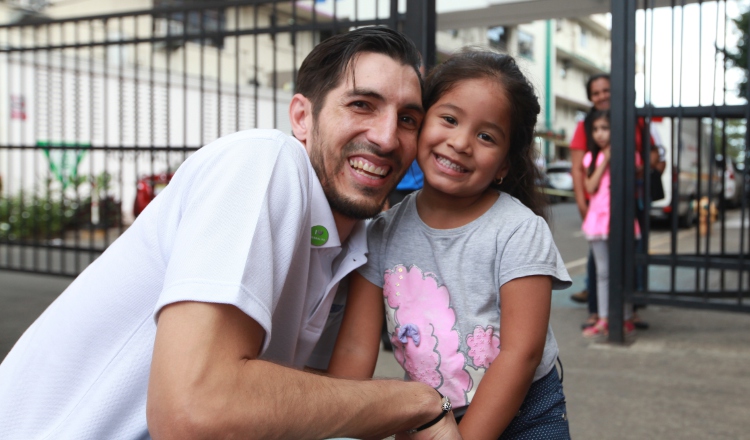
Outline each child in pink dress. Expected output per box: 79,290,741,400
581,109,640,338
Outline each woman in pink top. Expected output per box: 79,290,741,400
581,109,640,338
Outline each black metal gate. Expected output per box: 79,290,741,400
0,0,435,276
610,0,750,341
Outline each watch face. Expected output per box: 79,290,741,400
442,396,452,412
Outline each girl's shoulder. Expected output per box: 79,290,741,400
488,192,543,229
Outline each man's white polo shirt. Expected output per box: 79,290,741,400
0,129,367,439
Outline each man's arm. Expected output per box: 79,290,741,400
570,148,588,220
147,301,460,440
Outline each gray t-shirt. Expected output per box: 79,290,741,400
359,191,571,410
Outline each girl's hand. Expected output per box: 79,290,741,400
603,146,611,162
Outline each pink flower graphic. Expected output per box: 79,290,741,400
466,326,500,369
383,264,472,406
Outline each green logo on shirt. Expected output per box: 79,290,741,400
311,225,329,246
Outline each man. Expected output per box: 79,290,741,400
0,28,460,440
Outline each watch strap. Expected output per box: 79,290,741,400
407,391,452,434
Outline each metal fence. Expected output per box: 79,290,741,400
0,0,434,276
610,0,750,341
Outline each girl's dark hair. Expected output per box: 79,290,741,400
296,26,422,118
584,109,611,177
423,48,547,219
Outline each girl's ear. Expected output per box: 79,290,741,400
495,157,511,181
289,94,313,143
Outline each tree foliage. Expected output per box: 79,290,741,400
725,8,750,98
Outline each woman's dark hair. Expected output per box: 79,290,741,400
295,26,422,117
423,48,547,219
585,109,611,177
585,73,610,101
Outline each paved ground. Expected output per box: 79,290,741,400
3,239,750,439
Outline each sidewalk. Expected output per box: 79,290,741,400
2,270,750,439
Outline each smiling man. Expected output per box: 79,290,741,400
0,27,461,440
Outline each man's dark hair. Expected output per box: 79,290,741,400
295,26,423,117
585,73,611,101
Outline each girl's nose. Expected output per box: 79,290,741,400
449,130,472,154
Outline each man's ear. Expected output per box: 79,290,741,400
289,93,313,143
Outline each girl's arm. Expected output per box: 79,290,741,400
327,272,385,379
457,275,552,440
584,148,610,195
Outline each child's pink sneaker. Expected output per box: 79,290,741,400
624,320,636,336
582,318,608,338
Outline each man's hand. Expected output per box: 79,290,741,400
395,412,462,440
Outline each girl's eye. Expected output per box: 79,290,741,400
478,133,495,143
442,116,457,125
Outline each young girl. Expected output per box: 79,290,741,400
581,109,638,338
328,49,572,439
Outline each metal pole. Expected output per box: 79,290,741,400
404,0,436,72
609,0,637,343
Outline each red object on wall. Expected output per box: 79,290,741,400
133,172,173,217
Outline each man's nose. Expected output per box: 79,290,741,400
367,110,399,153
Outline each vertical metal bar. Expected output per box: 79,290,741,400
609,0,637,343
72,20,81,274
118,17,125,238
200,9,206,144
217,7,222,139
235,5,240,132
149,13,156,234
253,3,258,128
166,12,172,173
720,118,727,291
272,1,278,129
3,28,9,267
89,20,96,260
404,0,436,72
390,0,398,31
292,0,297,94
32,25,39,271
134,16,140,233
19,26,28,270
739,5,750,304
182,11,188,160
46,24,52,273
59,22,66,274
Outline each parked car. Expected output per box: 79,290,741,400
715,154,744,208
650,119,722,227
133,172,174,218
544,161,574,202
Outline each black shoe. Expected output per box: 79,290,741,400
633,320,650,330
570,290,588,304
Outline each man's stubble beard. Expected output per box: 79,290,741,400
309,123,405,220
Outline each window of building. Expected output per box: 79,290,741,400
154,0,226,49
518,30,534,60
487,26,508,52
580,27,588,48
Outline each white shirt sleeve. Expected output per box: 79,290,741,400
155,132,311,346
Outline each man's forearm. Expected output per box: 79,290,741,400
148,302,452,440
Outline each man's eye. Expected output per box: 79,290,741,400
400,115,418,127
350,101,368,109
